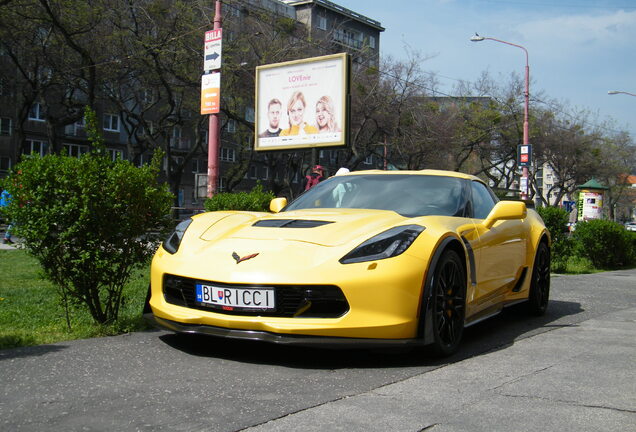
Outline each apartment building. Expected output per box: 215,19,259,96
0,0,384,209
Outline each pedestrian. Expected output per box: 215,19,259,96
1,189,14,244
304,165,325,191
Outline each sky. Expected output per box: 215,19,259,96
333,0,636,138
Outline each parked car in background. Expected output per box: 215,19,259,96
625,222,636,232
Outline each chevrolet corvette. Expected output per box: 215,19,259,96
145,169,550,356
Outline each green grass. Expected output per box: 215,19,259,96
0,249,151,350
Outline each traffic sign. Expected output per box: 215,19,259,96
204,29,222,71
517,144,532,167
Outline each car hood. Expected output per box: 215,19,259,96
196,209,412,247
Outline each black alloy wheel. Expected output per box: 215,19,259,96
430,249,466,356
528,241,550,316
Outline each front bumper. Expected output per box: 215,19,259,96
144,313,424,348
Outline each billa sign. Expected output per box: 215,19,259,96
201,73,220,115
204,29,222,72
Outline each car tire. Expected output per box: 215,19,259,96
527,241,550,316
428,249,466,357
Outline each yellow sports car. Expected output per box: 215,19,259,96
145,170,550,356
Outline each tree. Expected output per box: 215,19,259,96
4,107,173,325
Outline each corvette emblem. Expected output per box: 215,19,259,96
232,252,259,264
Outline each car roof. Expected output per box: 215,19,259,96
338,169,483,182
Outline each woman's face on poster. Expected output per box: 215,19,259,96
289,99,305,126
316,102,331,128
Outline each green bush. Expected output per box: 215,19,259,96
204,183,275,212
3,107,173,325
571,219,636,269
536,206,574,268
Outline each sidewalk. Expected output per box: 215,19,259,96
244,307,636,432
0,239,19,250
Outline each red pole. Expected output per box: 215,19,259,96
522,62,529,201
207,1,222,198
383,136,388,170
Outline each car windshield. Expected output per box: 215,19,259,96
285,174,468,217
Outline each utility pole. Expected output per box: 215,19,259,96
207,1,222,197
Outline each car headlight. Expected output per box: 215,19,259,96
162,218,193,254
340,225,425,264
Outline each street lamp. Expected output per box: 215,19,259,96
471,33,530,200
608,90,636,97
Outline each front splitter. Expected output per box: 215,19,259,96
144,313,424,349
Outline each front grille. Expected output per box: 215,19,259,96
163,274,349,318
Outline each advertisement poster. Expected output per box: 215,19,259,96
201,73,220,115
255,53,349,151
577,190,604,221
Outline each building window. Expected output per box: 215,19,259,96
138,153,149,167
140,121,154,137
220,147,236,162
219,177,227,192
25,139,47,156
262,166,269,180
249,165,258,179
333,28,362,49
369,35,376,49
108,148,123,161
141,89,154,105
226,119,237,133
103,113,120,132
165,156,184,171
64,143,89,158
170,126,183,148
192,158,207,173
0,117,11,136
0,156,11,172
29,103,45,121
317,15,327,30
363,155,373,165
245,107,255,123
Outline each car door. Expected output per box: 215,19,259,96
470,181,527,311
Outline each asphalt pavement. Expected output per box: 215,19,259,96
1,268,635,431
244,306,636,432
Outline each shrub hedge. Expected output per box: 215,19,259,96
204,183,275,212
536,206,636,272
572,219,635,269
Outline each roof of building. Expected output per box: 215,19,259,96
281,0,385,31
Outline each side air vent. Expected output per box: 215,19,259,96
253,219,334,228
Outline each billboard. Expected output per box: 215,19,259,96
254,53,349,151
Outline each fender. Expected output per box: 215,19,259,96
418,235,470,345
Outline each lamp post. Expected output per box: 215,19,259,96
471,34,530,200
608,90,636,97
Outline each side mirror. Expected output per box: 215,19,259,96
269,197,287,213
483,201,527,229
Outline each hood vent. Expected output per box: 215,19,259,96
253,219,334,228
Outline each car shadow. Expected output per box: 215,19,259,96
158,299,585,369
0,342,68,360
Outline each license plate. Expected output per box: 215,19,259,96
195,284,275,310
